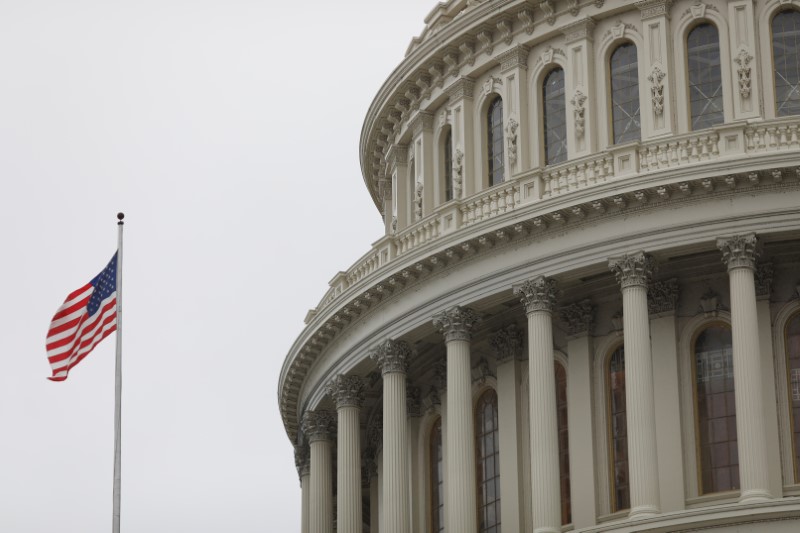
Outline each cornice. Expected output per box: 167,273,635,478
279,163,800,442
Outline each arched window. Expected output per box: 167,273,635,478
773,10,800,116
610,43,641,144
475,389,500,533
543,68,567,165
430,417,444,533
687,23,724,130
693,324,738,494
556,362,571,524
487,97,505,186
607,345,629,512
444,129,454,201
785,313,800,482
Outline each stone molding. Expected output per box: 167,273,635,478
498,44,530,73
489,324,524,363
433,305,481,342
648,278,679,315
609,251,656,289
755,262,774,299
717,233,759,272
561,17,596,44
514,276,558,314
560,299,594,336
409,111,434,135
301,410,336,443
635,0,672,20
326,374,366,409
446,77,475,100
369,339,413,375
407,385,422,417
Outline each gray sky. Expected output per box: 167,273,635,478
0,1,433,530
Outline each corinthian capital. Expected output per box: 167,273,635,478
490,324,524,363
717,233,759,272
326,374,366,409
432,306,480,342
609,252,656,289
369,339,412,375
514,276,558,314
294,444,310,478
301,410,336,443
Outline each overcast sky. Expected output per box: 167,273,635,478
0,1,434,531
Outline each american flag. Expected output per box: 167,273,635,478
46,253,118,381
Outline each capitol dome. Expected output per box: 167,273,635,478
279,1,800,532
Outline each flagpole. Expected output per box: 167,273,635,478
113,212,124,533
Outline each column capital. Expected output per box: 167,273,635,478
295,444,310,479
301,410,336,443
635,0,672,20
433,305,481,342
559,299,594,336
717,233,759,272
326,374,366,409
609,252,656,289
369,339,412,375
489,324,524,363
514,276,558,314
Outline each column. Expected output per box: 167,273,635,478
433,306,480,533
490,324,525,533
560,300,596,528
647,280,685,512
406,386,423,532
302,410,336,533
608,252,661,518
716,234,772,502
327,375,366,533
727,0,761,120
514,277,561,533
295,445,311,533
636,0,676,139
370,339,413,533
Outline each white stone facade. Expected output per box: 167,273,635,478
281,1,800,531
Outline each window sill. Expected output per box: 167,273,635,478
686,490,740,508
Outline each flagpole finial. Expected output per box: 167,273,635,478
117,212,125,225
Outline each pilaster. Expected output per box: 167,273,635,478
636,0,675,139
716,234,772,502
498,45,530,175
410,112,435,219
387,144,409,232
608,252,661,518
727,0,760,120
446,78,476,198
561,18,597,159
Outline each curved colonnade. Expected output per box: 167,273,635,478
279,1,800,532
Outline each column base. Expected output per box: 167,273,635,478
739,489,772,504
628,505,660,520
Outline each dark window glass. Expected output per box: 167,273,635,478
608,346,630,512
487,97,505,186
476,389,501,533
694,325,738,494
444,129,453,202
556,362,571,525
610,43,641,144
543,68,567,165
773,10,800,116
786,313,800,482
687,23,724,130
430,417,444,533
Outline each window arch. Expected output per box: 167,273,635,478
687,23,724,130
443,128,454,202
556,362,571,524
785,312,800,483
487,97,505,186
772,9,800,116
693,324,738,494
607,344,629,512
543,68,567,165
429,416,444,533
610,43,641,144
475,388,500,533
